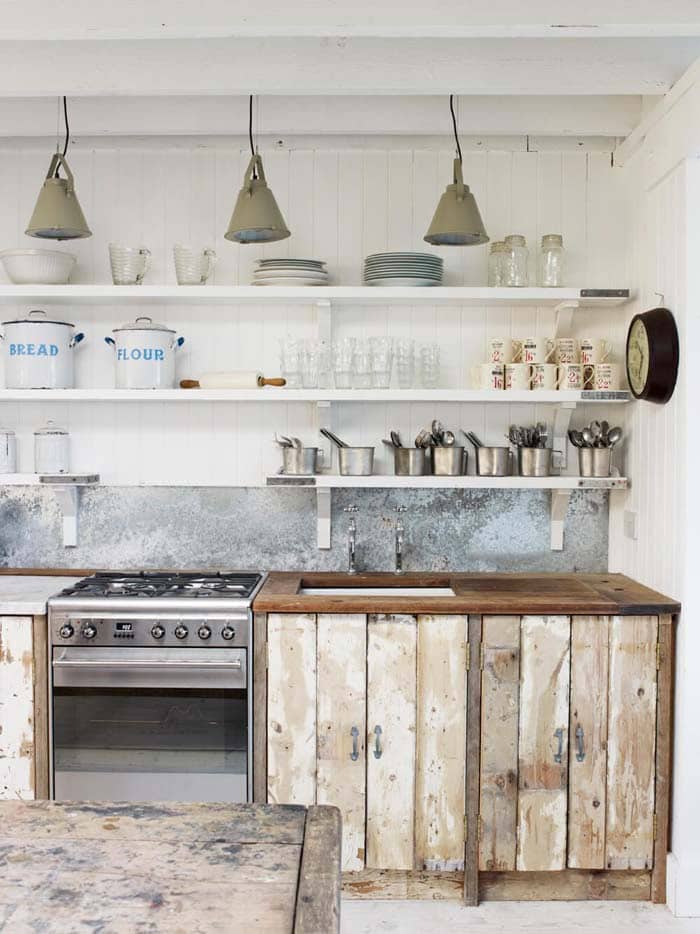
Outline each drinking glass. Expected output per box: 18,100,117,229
280,337,302,388
332,337,355,389
173,244,217,285
301,339,321,389
353,339,373,389
395,338,415,389
369,337,394,389
420,343,440,388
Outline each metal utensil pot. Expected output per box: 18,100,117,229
476,447,511,477
339,447,374,476
394,448,427,476
430,446,467,476
517,447,552,477
282,446,319,475
578,447,612,478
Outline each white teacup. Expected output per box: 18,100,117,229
591,363,620,391
555,337,579,364
580,338,612,366
488,337,523,365
557,362,584,390
109,243,151,286
174,244,217,285
505,362,531,390
522,337,555,364
472,364,504,391
531,362,558,390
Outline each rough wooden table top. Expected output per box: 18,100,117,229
254,572,680,616
0,800,341,933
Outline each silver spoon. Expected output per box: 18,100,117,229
581,427,595,447
442,430,456,446
607,427,622,447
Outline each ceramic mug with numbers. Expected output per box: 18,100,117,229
472,363,504,390
556,362,584,390
531,362,558,390
580,338,612,366
555,337,578,364
488,337,523,365
522,337,555,364
592,363,620,391
504,362,532,391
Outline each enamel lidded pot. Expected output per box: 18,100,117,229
105,316,185,389
0,309,85,389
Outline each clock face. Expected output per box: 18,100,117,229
627,318,650,395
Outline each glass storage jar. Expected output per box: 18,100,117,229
503,234,529,287
487,240,506,286
539,234,565,287
0,427,16,474
34,420,70,474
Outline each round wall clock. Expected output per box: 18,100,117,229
625,306,679,403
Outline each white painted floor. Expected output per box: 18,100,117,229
341,899,700,933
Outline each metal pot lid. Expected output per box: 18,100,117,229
113,315,175,334
34,419,68,436
2,308,74,327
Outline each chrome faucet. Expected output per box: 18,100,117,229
345,505,358,574
395,506,407,574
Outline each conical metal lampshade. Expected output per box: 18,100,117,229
26,153,91,241
424,159,488,247
225,154,290,244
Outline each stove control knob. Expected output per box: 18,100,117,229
221,626,235,641
59,624,74,639
197,625,212,641
151,624,166,640
81,624,97,640
174,624,189,640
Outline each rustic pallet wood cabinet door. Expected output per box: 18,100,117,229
0,616,40,800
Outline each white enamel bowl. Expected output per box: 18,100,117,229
0,249,76,285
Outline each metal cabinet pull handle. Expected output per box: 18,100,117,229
553,727,564,764
373,725,383,759
575,724,585,762
350,726,359,761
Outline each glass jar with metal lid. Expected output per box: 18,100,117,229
0,427,17,474
34,420,70,474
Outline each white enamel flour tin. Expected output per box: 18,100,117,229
0,309,85,389
105,316,185,389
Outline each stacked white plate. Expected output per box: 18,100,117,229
252,258,329,286
363,252,443,287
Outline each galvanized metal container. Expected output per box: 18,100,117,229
517,447,552,477
430,446,467,476
393,447,427,476
339,446,374,476
281,446,319,476
578,447,612,478
475,447,512,477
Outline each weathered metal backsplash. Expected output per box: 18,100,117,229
0,486,608,572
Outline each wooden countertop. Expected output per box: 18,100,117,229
0,801,341,933
254,572,680,616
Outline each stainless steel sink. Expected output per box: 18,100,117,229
299,586,456,597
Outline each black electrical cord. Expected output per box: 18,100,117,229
54,96,70,177
449,94,462,165
249,94,257,179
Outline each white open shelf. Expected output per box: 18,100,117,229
0,388,631,403
0,285,631,307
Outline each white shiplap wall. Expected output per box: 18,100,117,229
0,143,628,484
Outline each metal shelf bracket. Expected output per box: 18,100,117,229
554,300,580,337
317,487,331,549
38,474,99,548
550,489,572,551
552,402,576,470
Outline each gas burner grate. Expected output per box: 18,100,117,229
58,572,262,600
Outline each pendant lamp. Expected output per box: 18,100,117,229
225,96,290,244
26,97,91,241
424,95,488,247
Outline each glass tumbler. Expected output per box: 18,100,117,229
332,337,356,389
369,337,394,389
395,338,416,389
420,343,441,388
280,337,302,388
301,340,322,389
353,339,373,389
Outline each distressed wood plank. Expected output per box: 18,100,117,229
568,615,609,869
415,614,467,870
267,613,317,806
0,616,35,800
464,615,483,906
342,869,463,900
253,611,268,804
366,614,416,870
294,805,342,934
516,615,570,871
479,869,651,902
316,614,366,872
652,614,674,903
31,615,49,800
606,615,658,870
479,615,520,872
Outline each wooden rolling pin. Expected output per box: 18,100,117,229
181,372,286,389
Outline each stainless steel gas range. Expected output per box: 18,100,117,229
48,571,264,803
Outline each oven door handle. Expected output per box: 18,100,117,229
52,650,246,689
53,658,242,670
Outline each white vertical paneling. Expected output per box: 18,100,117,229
0,141,628,486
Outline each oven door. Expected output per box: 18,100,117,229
51,647,249,803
